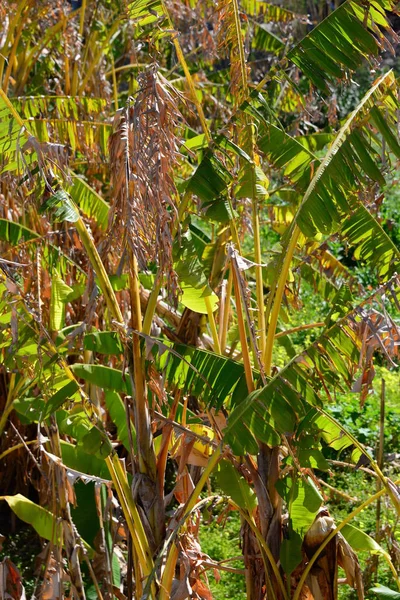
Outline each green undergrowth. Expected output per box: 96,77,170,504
199,510,246,600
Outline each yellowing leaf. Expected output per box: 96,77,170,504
181,283,218,314
171,424,215,466
50,274,73,331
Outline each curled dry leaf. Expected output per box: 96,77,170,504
178,530,214,600
0,558,26,600
171,551,192,600
337,533,364,600
39,554,70,600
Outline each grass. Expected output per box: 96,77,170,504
199,510,247,600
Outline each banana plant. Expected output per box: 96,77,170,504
0,0,399,599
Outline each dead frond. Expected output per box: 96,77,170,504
216,0,250,104
166,0,217,62
108,67,184,293
350,307,400,404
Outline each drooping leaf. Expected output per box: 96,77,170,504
236,164,269,200
187,151,233,221
57,409,93,441
104,390,136,452
180,283,219,314
243,0,301,21
129,0,164,25
84,331,124,355
174,229,219,312
280,531,303,576
13,396,46,424
225,276,400,454
12,95,110,158
1,494,94,557
70,482,100,548
215,460,257,511
40,189,79,223
81,426,113,459
297,448,329,471
341,524,389,556
60,440,111,480
260,72,400,279
43,380,80,418
50,273,74,331
68,177,109,230
276,476,323,536
0,219,39,245
370,586,400,600
0,91,31,172
1,494,61,544
155,341,250,411
71,364,132,395
253,22,285,55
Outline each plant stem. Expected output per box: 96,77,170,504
0,440,36,462
78,20,120,94
234,504,289,600
376,378,385,541
129,253,166,548
0,88,28,127
182,444,223,517
111,56,119,110
105,454,155,587
161,0,210,143
264,224,300,375
231,264,254,393
143,457,223,598
159,544,179,600
74,216,123,323
130,254,142,334
0,373,16,438
220,269,233,353
0,0,30,84
252,194,266,360
142,279,162,336
275,322,325,338
48,417,86,599
2,10,27,93
205,295,221,354
231,0,248,97
17,12,79,94
70,0,87,94
78,0,87,37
